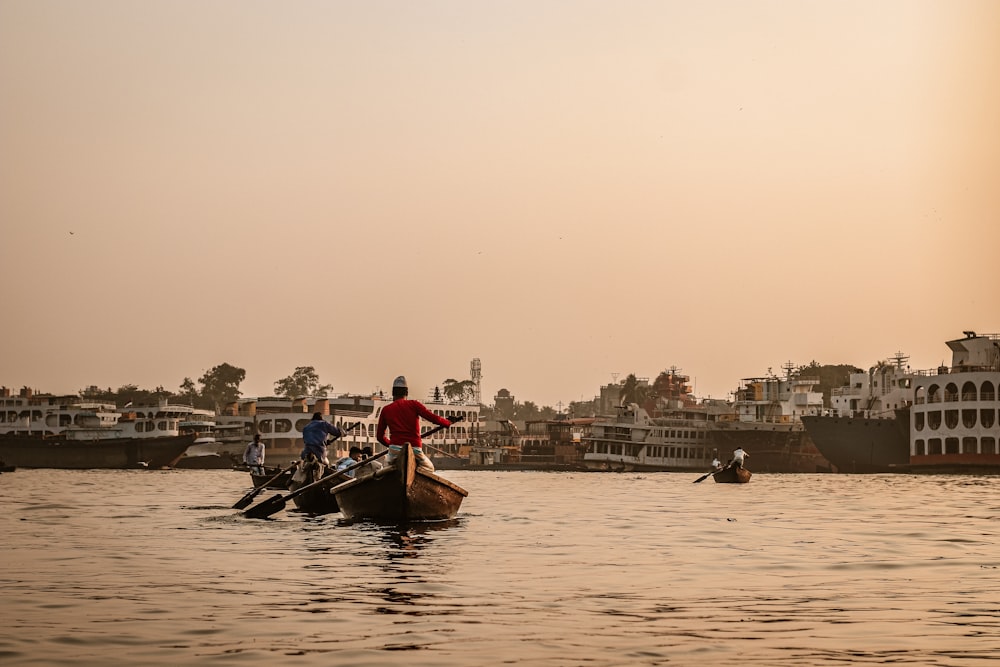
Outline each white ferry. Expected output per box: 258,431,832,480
0,388,212,441
584,370,725,472
0,389,199,469
217,393,481,465
583,402,722,472
910,331,1000,472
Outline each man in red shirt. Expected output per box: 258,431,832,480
377,375,452,471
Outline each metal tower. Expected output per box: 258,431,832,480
470,358,482,405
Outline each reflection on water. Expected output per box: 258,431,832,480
0,469,998,666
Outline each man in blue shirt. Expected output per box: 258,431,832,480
300,412,345,465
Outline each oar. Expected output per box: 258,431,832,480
232,460,299,509
693,465,726,484
243,450,388,519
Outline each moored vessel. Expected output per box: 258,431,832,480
908,332,1000,473
584,369,726,472
800,353,913,473
0,389,202,469
711,364,832,473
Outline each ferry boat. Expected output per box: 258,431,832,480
0,388,198,469
711,364,833,473
800,353,913,473
218,393,481,466
469,417,594,471
584,369,727,472
909,332,1000,473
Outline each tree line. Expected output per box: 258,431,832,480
73,360,859,420
73,363,571,418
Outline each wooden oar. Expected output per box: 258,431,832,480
244,450,388,519
693,466,724,484
232,461,299,509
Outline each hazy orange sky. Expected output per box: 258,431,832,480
1,1,997,408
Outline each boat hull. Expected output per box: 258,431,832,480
710,423,832,473
334,444,468,522
0,433,195,469
713,466,752,484
800,409,910,473
250,466,294,490
287,461,340,515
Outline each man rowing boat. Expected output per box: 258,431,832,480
376,375,452,471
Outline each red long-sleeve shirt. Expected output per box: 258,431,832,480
376,399,451,448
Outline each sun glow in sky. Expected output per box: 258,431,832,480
1,1,997,407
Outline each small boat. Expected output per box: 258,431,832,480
712,465,752,484
285,458,340,515
249,465,294,490
333,443,468,522
0,459,15,473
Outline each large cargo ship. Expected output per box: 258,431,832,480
711,366,832,473
800,353,914,473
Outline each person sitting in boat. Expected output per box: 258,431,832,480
334,446,364,478
376,375,452,471
732,447,749,469
243,434,266,476
300,413,346,466
712,455,723,470
356,445,384,479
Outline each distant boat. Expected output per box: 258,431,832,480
712,465,751,484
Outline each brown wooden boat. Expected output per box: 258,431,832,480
250,465,294,490
712,465,752,484
332,443,468,521
286,458,340,515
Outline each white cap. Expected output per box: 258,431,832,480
393,375,408,389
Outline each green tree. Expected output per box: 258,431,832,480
274,366,332,397
513,400,540,421
199,363,246,411
620,373,648,406
797,361,862,406
178,377,199,404
442,378,476,402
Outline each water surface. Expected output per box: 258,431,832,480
1,469,998,665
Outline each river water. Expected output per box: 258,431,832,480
1,469,998,666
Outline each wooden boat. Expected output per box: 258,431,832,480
285,458,340,515
250,465,294,490
333,443,468,521
713,465,752,484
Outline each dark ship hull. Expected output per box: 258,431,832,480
800,407,910,473
710,423,833,473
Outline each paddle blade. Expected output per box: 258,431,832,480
692,471,714,483
232,493,256,510
243,494,286,519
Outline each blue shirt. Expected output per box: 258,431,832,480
301,419,343,458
